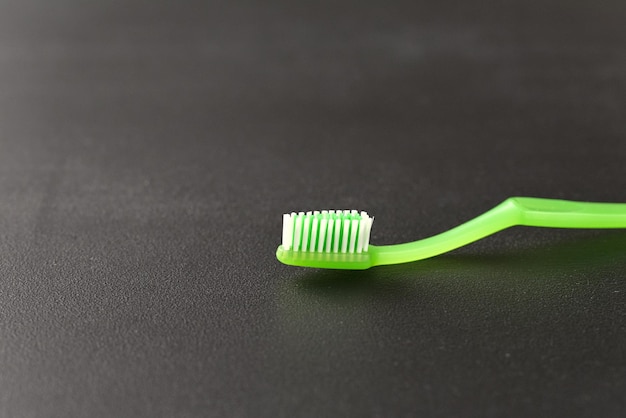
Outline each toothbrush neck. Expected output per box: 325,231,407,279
370,199,519,266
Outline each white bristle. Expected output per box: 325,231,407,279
318,217,328,252
364,216,373,251
356,217,366,253
310,216,319,252
341,219,350,253
325,217,334,252
349,219,359,253
282,213,293,250
302,215,311,251
333,218,341,252
281,210,374,254
293,212,303,251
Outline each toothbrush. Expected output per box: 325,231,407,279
276,197,626,270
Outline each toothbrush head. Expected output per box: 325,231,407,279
276,210,374,269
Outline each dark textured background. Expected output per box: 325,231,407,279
1,1,625,417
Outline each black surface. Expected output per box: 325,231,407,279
1,1,626,417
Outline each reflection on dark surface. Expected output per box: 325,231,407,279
293,230,626,298
274,231,626,379
273,232,626,408
270,231,626,418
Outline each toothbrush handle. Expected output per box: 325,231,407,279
370,197,626,266
512,197,626,228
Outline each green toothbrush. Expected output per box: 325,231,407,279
276,197,626,270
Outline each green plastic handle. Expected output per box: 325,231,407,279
370,197,626,267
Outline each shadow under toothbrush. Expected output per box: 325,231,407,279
291,229,626,298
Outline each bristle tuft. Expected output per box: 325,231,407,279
281,210,374,254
